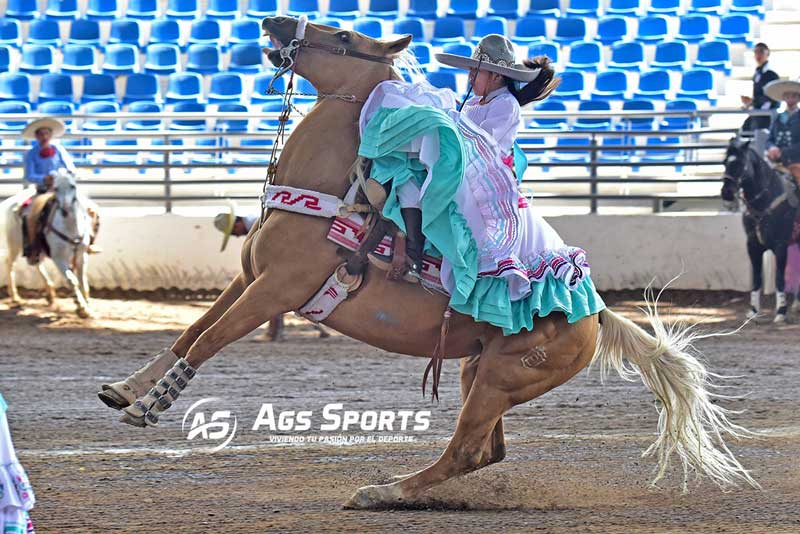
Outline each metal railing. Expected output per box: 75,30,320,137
0,107,771,213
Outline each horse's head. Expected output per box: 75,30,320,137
721,137,754,202
261,16,412,98
52,168,78,215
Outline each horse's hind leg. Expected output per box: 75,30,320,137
6,251,20,305
36,262,56,305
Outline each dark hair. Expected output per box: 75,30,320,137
505,55,561,107
754,42,769,52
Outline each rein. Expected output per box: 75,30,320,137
46,195,86,247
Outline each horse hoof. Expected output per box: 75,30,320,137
343,484,405,510
8,299,22,308
45,293,55,306
118,411,148,428
97,386,132,410
745,310,759,321
77,308,91,319
774,314,786,324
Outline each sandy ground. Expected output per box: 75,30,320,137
0,290,798,533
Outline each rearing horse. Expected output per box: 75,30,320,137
721,138,800,322
99,17,757,507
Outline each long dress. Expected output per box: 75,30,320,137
0,393,35,534
358,80,605,335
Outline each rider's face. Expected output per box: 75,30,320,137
469,68,503,98
35,128,52,146
754,47,768,66
784,92,800,108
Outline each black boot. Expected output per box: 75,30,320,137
401,207,424,277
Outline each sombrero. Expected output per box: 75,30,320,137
213,201,236,252
764,79,800,102
435,34,542,83
22,117,66,140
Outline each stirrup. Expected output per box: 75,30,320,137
364,178,387,211
368,253,420,284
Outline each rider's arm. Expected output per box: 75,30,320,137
766,119,779,150
23,149,45,186
472,96,521,154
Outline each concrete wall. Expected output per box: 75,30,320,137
0,213,755,292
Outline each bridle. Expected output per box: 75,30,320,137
46,180,87,248
724,145,795,218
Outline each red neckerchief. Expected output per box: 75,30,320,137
39,145,56,158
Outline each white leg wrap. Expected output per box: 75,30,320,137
747,290,761,319
775,291,787,311
99,348,179,409
120,358,197,427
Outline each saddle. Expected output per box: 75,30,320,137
22,193,55,264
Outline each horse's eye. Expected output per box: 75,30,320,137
337,32,351,44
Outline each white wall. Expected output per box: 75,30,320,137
0,212,755,292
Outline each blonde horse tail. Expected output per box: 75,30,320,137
592,293,760,490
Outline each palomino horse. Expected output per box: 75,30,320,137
721,138,800,322
3,169,95,318
99,17,757,507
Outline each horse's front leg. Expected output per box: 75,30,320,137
73,247,90,301
774,244,789,323
747,237,765,318
50,250,90,318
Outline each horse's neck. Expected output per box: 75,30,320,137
743,151,778,200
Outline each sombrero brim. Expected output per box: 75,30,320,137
219,201,236,252
22,118,66,140
434,53,541,82
764,80,800,102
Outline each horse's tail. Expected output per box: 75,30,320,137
592,293,760,490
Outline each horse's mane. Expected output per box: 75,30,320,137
390,47,425,83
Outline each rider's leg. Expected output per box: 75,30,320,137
397,181,424,276
789,163,800,190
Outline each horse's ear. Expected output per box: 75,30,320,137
382,34,413,55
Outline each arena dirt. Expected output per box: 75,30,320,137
0,290,798,533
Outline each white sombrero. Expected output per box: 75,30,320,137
22,117,66,140
213,201,236,252
764,79,800,102
435,34,542,83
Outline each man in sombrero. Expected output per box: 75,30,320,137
764,78,800,188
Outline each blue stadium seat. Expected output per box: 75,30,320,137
149,19,181,48
620,99,655,131
19,45,55,74
394,17,426,41
354,17,383,38
0,46,9,71
608,41,645,70
410,42,433,69
566,0,600,18
144,44,180,74
695,40,731,74
651,40,687,70
368,0,400,20
488,0,519,19
38,101,74,128
316,17,344,27
661,99,699,129
287,0,320,19
5,0,39,20
551,137,590,163
636,16,669,43
245,0,278,19
28,19,62,48
103,44,139,75
591,71,628,100
640,136,682,165
165,0,199,20
127,0,159,19
166,72,204,103
101,138,140,166
689,0,722,16
597,136,627,162
188,19,221,48
0,19,21,48
528,99,567,129
677,15,711,43
216,103,249,132
552,70,584,100
513,16,547,45
439,42,474,72
170,102,206,130
677,68,716,104
109,19,141,47
61,45,96,74
206,0,239,20
574,100,612,130
186,44,221,74
208,73,244,103
45,0,79,19
554,17,586,44
229,19,262,46
81,73,116,102
125,101,162,131
596,16,628,45
87,0,118,20
0,73,30,102
250,72,285,104
82,101,120,131
38,73,73,104
472,17,508,44
730,0,764,19
426,71,457,92
408,0,438,20
566,41,601,71
447,0,478,20
328,0,361,20
607,0,640,16
229,43,264,74
718,15,753,45
68,20,101,47
633,69,671,99
527,0,560,18
0,101,30,131
124,73,161,103
528,41,559,63
647,0,681,16
234,138,274,165
431,17,465,46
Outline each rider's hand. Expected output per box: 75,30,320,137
741,95,753,107
767,147,781,161
43,174,54,191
